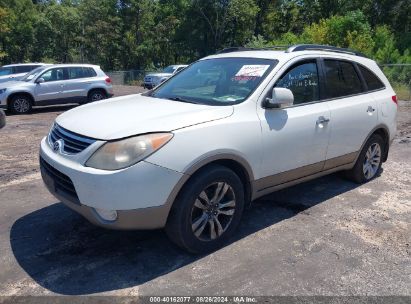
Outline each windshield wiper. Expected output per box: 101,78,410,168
166,96,198,104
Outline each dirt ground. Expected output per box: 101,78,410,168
0,86,410,297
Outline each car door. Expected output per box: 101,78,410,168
256,59,331,188
321,59,378,168
64,67,94,101
34,67,69,104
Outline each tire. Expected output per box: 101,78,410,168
9,94,32,114
166,165,245,254
345,134,385,184
87,89,106,103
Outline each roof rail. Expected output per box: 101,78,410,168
216,44,367,58
216,47,257,54
216,46,289,54
286,44,367,57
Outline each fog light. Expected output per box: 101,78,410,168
94,208,118,222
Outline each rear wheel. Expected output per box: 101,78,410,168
9,95,32,114
345,134,384,183
87,89,106,103
166,165,245,253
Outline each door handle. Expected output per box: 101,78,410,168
367,106,376,113
316,116,330,125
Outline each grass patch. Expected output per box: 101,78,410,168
392,83,410,101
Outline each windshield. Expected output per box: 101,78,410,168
151,58,277,105
20,66,47,82
162,66,177,73
0,67,13,76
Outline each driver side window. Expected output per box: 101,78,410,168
40,68,67,82
275,61,319,105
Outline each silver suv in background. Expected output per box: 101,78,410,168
143,65,188,89
0,64,113,114
0,63,48,84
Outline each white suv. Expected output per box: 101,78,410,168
0,64,113,114
39,45,397,253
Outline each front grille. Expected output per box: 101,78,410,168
40,156,80,205
49,123,95,154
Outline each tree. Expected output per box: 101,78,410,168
0,0,37,63
0,7,10,60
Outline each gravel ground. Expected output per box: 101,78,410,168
0,86,410,297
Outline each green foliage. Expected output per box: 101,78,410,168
0,0,409,72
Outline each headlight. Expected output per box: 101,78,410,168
85,133,173,170
0,89,6,94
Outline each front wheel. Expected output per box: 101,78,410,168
9,95,32,114
345,134,385,184
166,165,245,253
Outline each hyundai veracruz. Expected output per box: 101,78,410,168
39,45,397,253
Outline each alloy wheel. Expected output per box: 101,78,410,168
91,92,104,101
191,182,236,241
363,143,381,180
14,98,30,113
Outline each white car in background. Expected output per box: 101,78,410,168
0,64,113,114
0,63,48,84
40,45,397,253
143,65,188,89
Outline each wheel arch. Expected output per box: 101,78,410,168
87,87,108,97
164,154,255,224
361,124,390,162
7,91,35,107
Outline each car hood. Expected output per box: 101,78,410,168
146,73,173,78
56,94,234,140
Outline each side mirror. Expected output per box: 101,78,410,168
264,87,294,109
36,78,45,84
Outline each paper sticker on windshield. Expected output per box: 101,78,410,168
235,65,270,77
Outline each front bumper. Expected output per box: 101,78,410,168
39,137,186,229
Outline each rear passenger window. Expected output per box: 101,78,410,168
69,67,86,79
275,61,319,105
358,65,385,91
324,60,363,98
84,67,97,77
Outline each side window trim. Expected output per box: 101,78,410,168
38,68,68,82
274,59,321,106
258,56,376,109
322,58,366,100
317,58,327,101
259,57,327,109
357,64,386,93
353,62,368,92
